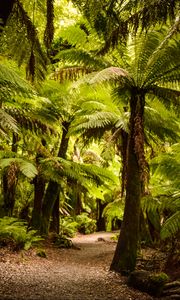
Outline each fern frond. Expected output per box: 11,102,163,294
55,48,107,69
0,108,18,137
41,156,118,188
0,158,37,178
145,101,180,143
4,106,55,136
58,24,87,47
0,63,35,99
89,67,130,85
149,86,180,111
161,211,180,239
1,0,47,83
50,66,94,83
72,0,179,51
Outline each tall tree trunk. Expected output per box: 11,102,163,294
110,93,145,274
2,166,17,216
50,195,60,234
30,174,46,230
30,139,46,230
41,121,70,235
41,180,60,235
2,133,19,216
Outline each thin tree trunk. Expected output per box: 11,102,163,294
110,93,145,274
41,121,70,235
2,133,19,216
30,139,46,230
41,180,60,235
96,199,106,231
50,195,60,234
30,175,46,230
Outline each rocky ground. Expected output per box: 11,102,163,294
0,232,160,300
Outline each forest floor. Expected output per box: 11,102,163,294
0,232,174,300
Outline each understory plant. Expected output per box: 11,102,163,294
0,217,43,250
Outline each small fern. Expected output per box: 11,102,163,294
0,217,43,250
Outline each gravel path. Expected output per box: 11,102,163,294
0,232,154,300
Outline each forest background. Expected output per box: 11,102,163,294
0,0,179,276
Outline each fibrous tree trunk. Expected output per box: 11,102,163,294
110,92,146,274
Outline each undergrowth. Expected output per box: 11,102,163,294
0,217,43,251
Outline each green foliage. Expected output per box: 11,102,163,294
36,248,47,258
0,1,47,83
161,210,180,240
0,63,35,100
0,109,18,138
53,234,73,248
72,0,179,52
76,213,96,234
103,200,124,231
0,157,38,178
0,217,43,250
60,216,78,237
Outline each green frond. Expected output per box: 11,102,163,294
0,157,37,178
161,211,180,240
1,1,47,83
68,111,114,137
0,108,18,138
143,37,180,87
0,63,35,99
141,195,162,213
150,144,180,190
50,66,94,83
58,24,87,47
103,199,124,231
89,67,130,85
144,101,180,143
149,86,180,111
41,156,118,189
72,0,179,51
55,48,107,69
4,106,55,135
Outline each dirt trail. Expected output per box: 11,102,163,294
0,232,153,300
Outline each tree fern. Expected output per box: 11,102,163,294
72,0,179,52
